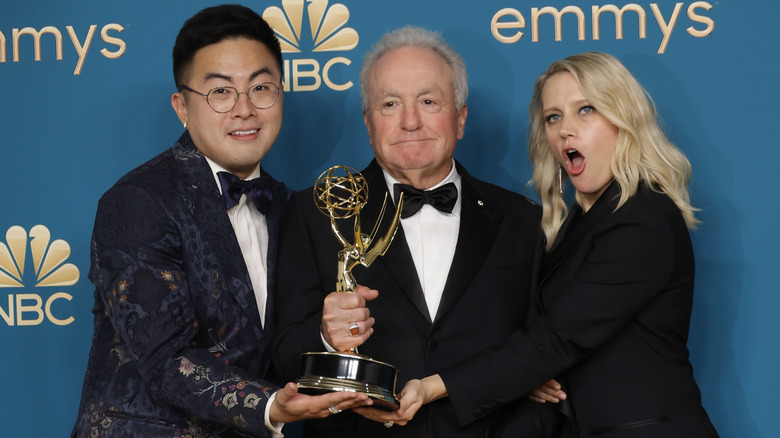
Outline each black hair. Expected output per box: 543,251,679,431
172,4,283,89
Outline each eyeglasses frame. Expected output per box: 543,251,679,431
178,82,282,113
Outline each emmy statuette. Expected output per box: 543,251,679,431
295,165,404,410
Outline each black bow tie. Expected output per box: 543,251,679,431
217,171,274,214
393,182,458,219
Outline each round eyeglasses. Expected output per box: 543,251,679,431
179,82,281,113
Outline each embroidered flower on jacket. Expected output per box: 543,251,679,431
223,391,238,409
178,357,196,377
244,393,261,409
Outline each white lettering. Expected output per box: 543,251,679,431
292,59,322,92
0,31,6,63
687,1,715,37
45,292,75,326
282,58,354,92
100,23,126,59
66,25,96,76
592,4,647,40
323,57,352,91
13,26,63,62
491,8,526,44
531,6,586,42
651,2,684,54
491,2,715,54
1,293,76,326
16,293,44,326
0,294,13,325
1,23,126,74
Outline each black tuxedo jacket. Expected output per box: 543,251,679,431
441,182,719,437
273,159,554,438
72,132,291,437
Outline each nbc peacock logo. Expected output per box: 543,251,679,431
0,225,79,326
263,0,358,91
263,0,359,52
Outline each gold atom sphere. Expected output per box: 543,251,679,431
313,165,369,219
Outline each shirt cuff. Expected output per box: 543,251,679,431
321,331,337,352
264,391,285,438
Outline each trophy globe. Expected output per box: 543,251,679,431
313,165,368,220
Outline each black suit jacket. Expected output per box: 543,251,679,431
273,159,553,438
72,132,291,437
440,182,719,437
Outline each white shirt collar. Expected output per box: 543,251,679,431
203,156,262,196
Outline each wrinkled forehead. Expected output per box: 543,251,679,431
369,47,454,95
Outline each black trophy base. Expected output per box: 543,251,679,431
296,351,400,411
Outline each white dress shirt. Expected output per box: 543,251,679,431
383,160,462,321
204,157,269,327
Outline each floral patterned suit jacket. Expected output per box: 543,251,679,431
72,132,291,438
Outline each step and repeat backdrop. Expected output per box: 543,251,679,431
1,0,777,436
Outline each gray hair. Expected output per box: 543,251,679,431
359,26,468,113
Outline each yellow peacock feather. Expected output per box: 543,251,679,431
0,225,80,288
263,0,359,53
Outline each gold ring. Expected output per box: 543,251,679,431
348,322,360,337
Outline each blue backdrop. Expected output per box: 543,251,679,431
1,1,777,436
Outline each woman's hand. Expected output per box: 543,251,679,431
528,379,567,403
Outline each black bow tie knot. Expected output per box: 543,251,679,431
218,171,274,214
394,182,458,219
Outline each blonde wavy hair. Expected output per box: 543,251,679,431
528,52,698,251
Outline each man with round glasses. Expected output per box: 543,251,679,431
72,5,371,438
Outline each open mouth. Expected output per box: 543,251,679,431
565,148,585,175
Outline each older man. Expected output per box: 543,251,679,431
273,26,557,437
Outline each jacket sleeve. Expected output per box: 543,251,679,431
441,205,676,425
90,184,276,436
272,191,333,383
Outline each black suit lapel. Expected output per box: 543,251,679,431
172,135,264,334
259,166,290,336
356,161,430,323
435,167,501,322
539,181,621,287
